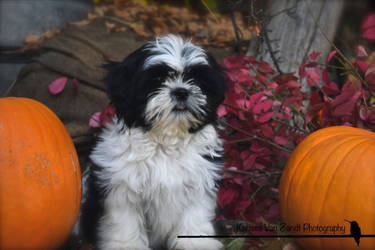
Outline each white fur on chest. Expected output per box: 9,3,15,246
90,121,222,204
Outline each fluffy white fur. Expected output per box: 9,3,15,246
143,35,209,71
90,119,223,250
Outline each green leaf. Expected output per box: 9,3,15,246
226,238,245,250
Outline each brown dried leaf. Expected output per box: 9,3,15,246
43,27,60,39
94,5,110,17
24,27,60,46
105,21,116,31
108,1,253,47
70,19,91,27
113,8,132,21
131,24,150,38
88,13,98,20
105,21,127,33
150,17,169,36
24,34,42,44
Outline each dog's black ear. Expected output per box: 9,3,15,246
104,44,150,128
206,53,228,104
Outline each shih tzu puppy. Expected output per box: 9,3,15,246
81,35,227,250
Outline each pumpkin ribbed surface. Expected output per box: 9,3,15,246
0,97,81,250
279,126,375,250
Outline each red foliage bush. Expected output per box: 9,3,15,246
216,48,375,229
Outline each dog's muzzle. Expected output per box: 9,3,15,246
171,87,190,111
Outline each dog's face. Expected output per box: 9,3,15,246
106,35,227,133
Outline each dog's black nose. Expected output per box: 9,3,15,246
172,88,189,101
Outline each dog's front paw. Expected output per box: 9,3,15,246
172,238,223,250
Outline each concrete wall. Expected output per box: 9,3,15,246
0,0,92,96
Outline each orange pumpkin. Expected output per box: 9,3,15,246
0,97,81,249
279,126,375,250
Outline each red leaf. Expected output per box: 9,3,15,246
322,81,340,95
310,90,322,106
274,136,289,146
265,204,280,220
261,124,274,138
273,73,298,84
305,107,320,125
257,62,273,74
249,92,264,107
277,81,302,92
234,200,252,214
72,78,80,90
257,111,274,123
48,77,68,95
267,81,278,89
327,50,337,62
237,70,254,85
369,114,375,124
217,105,227,118
366,72,375,87
225,71,237,83
355,45,368,57
99,105,116,126
252,100,273,114
332,92,361,117
283,96,302,108
240,151,257,170
322,69,330,83
331,90,354,107
361,12,375,41
355,60,369,74
235,96,250,110
284,80,302,89
89,112,101,128
304,62,318,68
299,65,307,78
306,70,320,86
309,51,321,61
217,186,239,208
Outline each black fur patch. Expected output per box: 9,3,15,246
105,43,227,133
80,163,105,247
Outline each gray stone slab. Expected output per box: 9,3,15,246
0,0,93,48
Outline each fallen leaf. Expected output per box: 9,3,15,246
327,50,337,62
88,13,98,20
355,45,368,57
89,112,102,128
70,19,91,27
105,21,116,32
24,27,61,49
48,77,68,95
24,34,42,44
131,23,151,38
72,78,80,90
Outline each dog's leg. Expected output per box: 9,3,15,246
98,189,151,250
167,201,223,250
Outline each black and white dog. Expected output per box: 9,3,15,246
82,35,227,250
